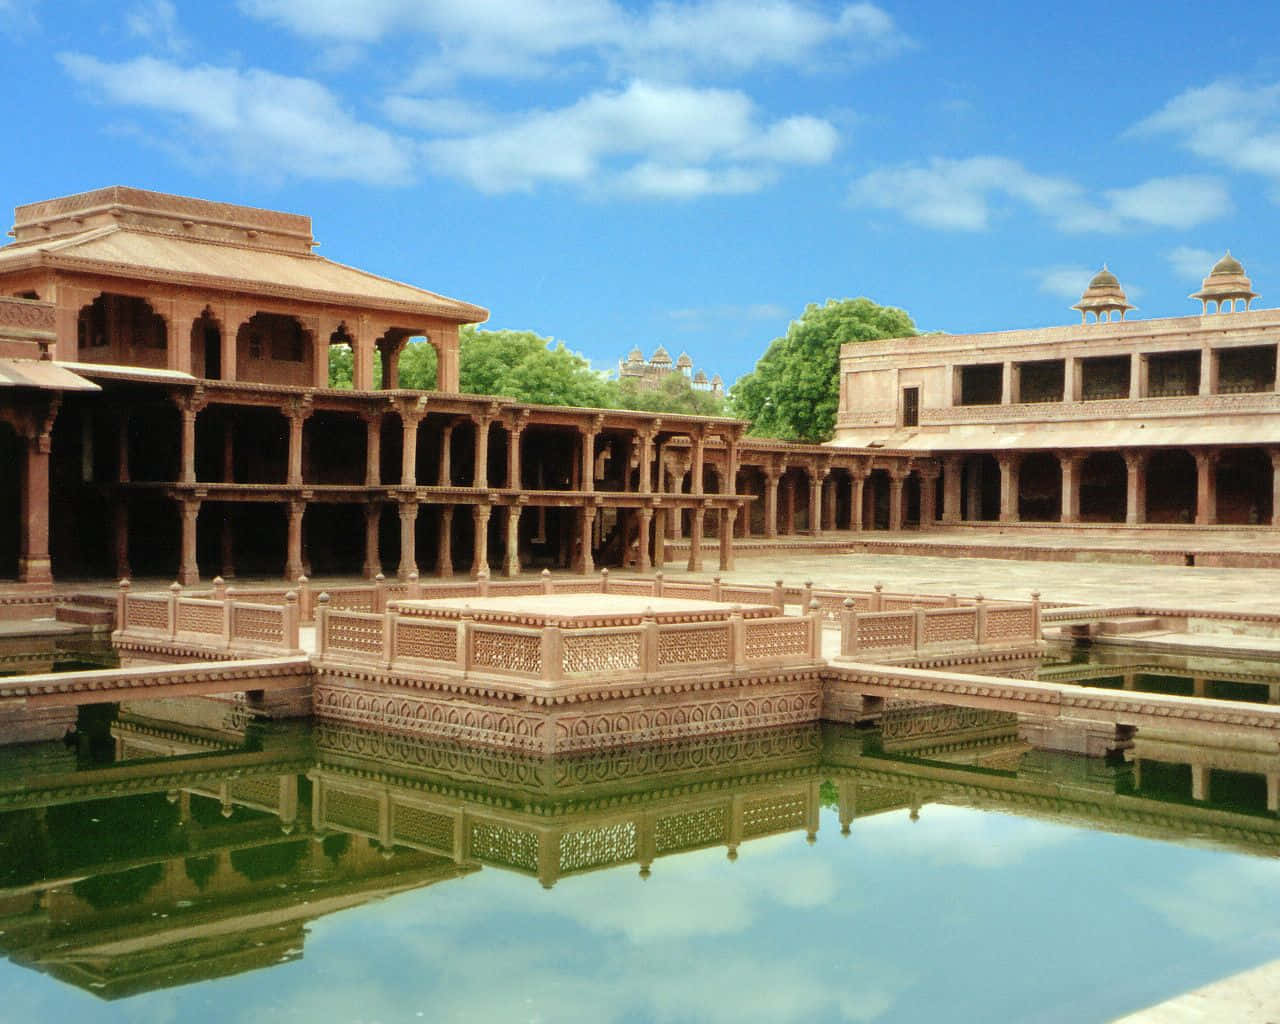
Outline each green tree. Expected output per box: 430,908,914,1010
398,338,438,389
729,298,916,442
328,343,353,389
458,327,612,407
613,372,727,416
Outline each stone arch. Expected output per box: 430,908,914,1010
328,322,356,389
76,292,168,367
1080,451,1126,522
1017,452,1061,522
236,312,314,387
1146,449,1197,523
190,307,223,380
1217,447,1273,525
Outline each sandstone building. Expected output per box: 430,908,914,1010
834,258,1280,531
0,187,921,590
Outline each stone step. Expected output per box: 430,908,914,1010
54,603,115,628
1096,617,1166,635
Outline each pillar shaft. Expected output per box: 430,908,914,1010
579,506,595,574
809,473,823,536
181,406,198,484
637,507,653,573
18,435,53,584
1125,452,1147,525
473,417,490,488
398,503,418,579
401,412,421,488
505,506,522,576
285,501,305,581
437,506,454,577
1195,450,1218,525
1060,454,1083,524
919,471,939,529
363,504,381,579
998,455,1020,523
687,507,705,572
507,424,523,489
850,473,866,531
691,431,706,495
764,472,780,538
718,507,735,571
471,505,491,578
582,429,596,493
942,458,962,523
654,506,668,567
364,413,381,486
179,499,201,585
286,405,307,487
888,472,906,531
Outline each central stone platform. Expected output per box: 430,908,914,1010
396,594,778,627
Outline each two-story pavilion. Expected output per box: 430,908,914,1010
834,257,1280,531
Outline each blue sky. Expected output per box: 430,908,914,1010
4,1,1280,384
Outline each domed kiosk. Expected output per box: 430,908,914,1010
1191,251,1258,313
1072,265,1135,323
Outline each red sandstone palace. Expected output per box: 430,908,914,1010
0,187,903,589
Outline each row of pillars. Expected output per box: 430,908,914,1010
753,463,940,538
165,497,740,586
939,448,1280,526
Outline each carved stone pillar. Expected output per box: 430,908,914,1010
654,506,668,567
400,405,424,488
724,431,740,498
637,506,653,573
471,504,491,578
285,398,312,487
1060,452,1084,524
718,507,735,571
823,474,838,531
887,468,907,531
783,474,796,535
690,429,706,495
284,500,305,581
918,466,940,530
18,403,57,585
850,468,867,531
505,505,522,577
1124,451,1147,525
507,414,526,489
397,501,418,579
472,415,491,488
362,503,381,579
941,456,962,524
997,453,1021,523
438,421,454,487
687,505,705,572
363,410,381,487
808,468,824,536
179,393,204,485
179,498,201,585
1194,449,1219,526
437,505,454,577
1271,450,1280,528
579,505,596,574
638,427,656,495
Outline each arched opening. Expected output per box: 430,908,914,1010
190,308,223,380
1217,447,1273,525
1080,452,1126,522
1145,449,1197,523
328,323,355,389
398,336,437,390
961,454,1000,521
77,293,167,368
0,423,19,578
1017,452,1061,522
236,313,313,387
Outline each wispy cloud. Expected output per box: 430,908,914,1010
58,54,415,186
848,156,1230,233
668,303,788,327
125,0,188,56
1132,79,1280,197
240,0,910,84
1035,266,1097,301
1166,245,1219,280
422,80,839,197
0,0,39,34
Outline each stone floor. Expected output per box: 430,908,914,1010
1113,956,1280,1022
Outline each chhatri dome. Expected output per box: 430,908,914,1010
650,345,671,366
626,346,644,365
1191,250,1257,313
1072,265,1135,323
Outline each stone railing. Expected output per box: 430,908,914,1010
315,594,822,683
115,581,302,655
838,593,1040,655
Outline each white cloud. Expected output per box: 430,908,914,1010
1133,79,1280,188
240,0,909,84
1104,176,1231,229
849,156,1230,233
1036,267,1097,300
668,303,788,324
0,0,39,33
423,80,838,197
58,54,415,186
853,804,1080,868
383,94,500,134
1166,245,1220,281
126,0,188,56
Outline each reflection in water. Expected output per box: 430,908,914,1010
0,696,1278,1005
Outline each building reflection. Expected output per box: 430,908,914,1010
0,695,1278,999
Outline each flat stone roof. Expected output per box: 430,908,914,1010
396,593,777,627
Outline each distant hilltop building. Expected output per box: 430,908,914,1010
617,346,724,397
